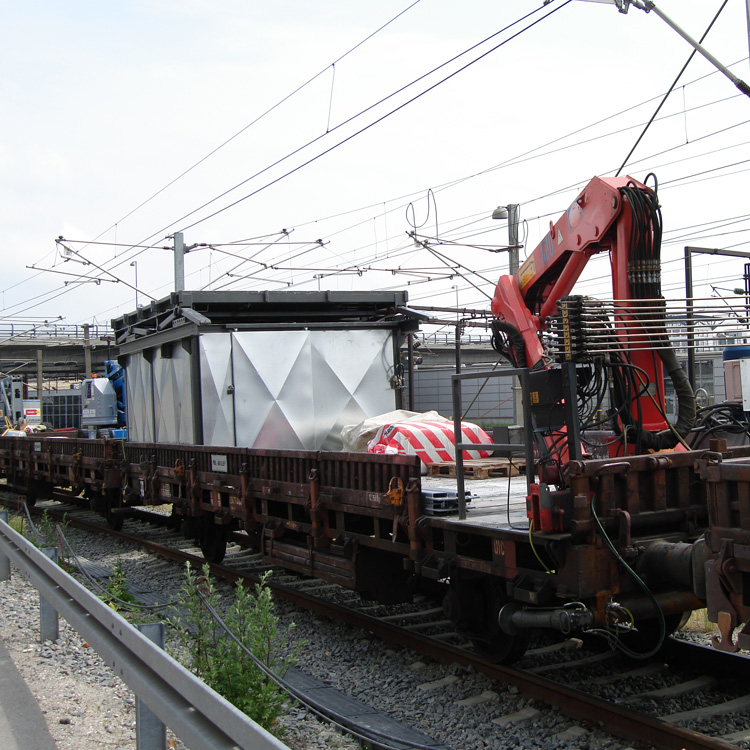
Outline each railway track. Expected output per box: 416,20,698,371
4,490,750,750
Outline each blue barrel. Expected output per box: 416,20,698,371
723,345,750,362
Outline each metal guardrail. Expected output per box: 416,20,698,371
0,324,114,342
0,513,289,750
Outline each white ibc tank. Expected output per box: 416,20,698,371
723,345,750,410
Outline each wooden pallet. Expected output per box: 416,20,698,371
427,458,523,480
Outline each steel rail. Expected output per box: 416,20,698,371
13,496,740,750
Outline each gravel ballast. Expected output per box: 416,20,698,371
0,571,142,750
0,520,730,750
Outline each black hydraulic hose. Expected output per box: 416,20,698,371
662,347,697,439
637,345,696,451
615,184,695,450
491,319,527,368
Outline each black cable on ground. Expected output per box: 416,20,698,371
196,588,443,750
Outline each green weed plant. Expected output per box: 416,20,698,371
28,510,75,573
173,565,302,734
104,557,138,610
8,514,24,535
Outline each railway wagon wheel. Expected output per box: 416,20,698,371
443,577,530,665
105,489,124,532
200,522,227,564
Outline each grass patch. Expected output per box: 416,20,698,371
8,514,24,534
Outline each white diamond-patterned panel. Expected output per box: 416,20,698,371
231,330,397,450
126,351,154,442
231,330,308,449
153,344,194,444
199,334,235,446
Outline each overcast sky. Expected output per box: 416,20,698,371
2,0,749,335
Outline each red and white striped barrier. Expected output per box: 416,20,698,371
367,420,493,464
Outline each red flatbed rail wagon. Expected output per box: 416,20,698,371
3,435,750,663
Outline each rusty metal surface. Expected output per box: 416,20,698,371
696,452,750,652
6,493,738,750
7,436,750,644
0,436,423,585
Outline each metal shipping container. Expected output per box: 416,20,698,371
112,291,421,450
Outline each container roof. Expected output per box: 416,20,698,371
112,290,426,346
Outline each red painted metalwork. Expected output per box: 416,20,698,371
491,175,671,435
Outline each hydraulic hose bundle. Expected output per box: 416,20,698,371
617,181,695,450
489,174,696,463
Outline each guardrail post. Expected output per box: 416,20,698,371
40,547,59,642
0,511,10,581
136,623,167,750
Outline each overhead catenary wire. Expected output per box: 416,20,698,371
188,142,750,300
56,1,427,257
615,0,731,176
19,65,748,306
5,3,430,313
5,9,748,324
168,1,575,236
195,106,750,302
27,1,572,318
98,0,568,281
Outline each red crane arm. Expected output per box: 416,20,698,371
490,174,698,451
491,175,650,369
